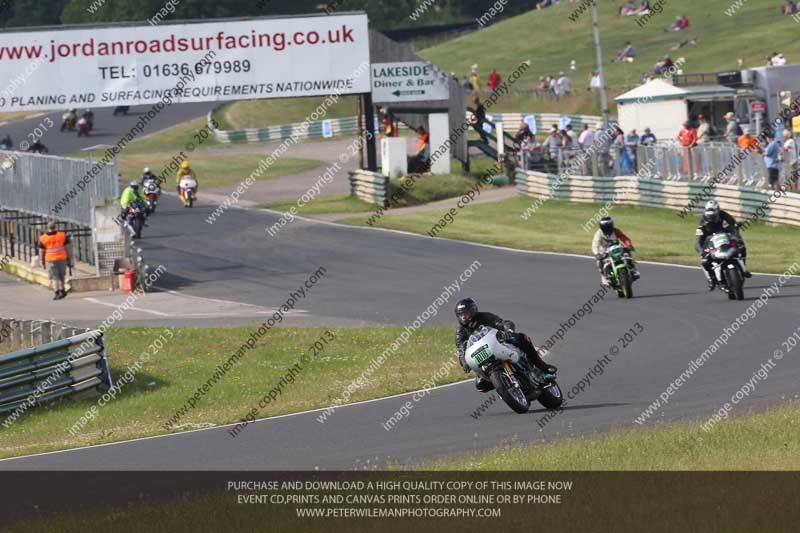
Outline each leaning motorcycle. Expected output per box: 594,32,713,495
602,242,636,299
706,232,745,300
464,326,563,414
179,175,198,208
60,113,76,132
126,200,147,239
142,177,162,214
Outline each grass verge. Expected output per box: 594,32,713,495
414,402,800,470
0,326,461,460
340,196,799,274
214,95,359,130
258,193,375,215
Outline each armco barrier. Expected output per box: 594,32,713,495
349,170,388,207
0,327,112,417
515,169,800,227
211,110,609,144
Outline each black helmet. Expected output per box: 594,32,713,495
455,298,478,326
703,200,720,224
599,216,615,237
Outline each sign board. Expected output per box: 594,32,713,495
751,101,766,114
371,61,449,103
0,14,370,111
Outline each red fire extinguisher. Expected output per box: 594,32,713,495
123,270,136,294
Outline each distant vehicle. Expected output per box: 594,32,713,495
142,176,162,214
179,175,198,208
602,243,638,299
113,106,130,116
706,231,746,300
77,117,90,137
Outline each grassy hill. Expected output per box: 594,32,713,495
419,0,797,89
215,1,799,128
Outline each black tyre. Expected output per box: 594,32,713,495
537,381,564,409
186,190,194,208
489,368,529,414
132,217,143,239
727,268,744,300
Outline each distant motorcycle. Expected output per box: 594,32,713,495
60,113,76,132
602,242,637,298
706,231,746,300
126,200,147,239
464,325,563,414
142,177,162,214
113,106,130,116
179,175,198,208
76,117,90,137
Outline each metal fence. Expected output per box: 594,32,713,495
521,141,782,189
0,208,97,267
0,150,118,226
0,327,111,418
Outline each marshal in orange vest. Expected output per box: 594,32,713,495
39,231,68,262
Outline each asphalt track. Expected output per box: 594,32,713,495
0,102,214,156
2,191,800,470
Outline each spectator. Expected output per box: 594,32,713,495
640,127,657,145
521,135,543,171
764,132,783,191
537,77,548,91
578,123,596,150
472,94,488,142
593,122,612,175
770,52,788,66
783,1,798,15
549,75,558,96
565,124,577,143
560,129,573,148
409,126,430,173
461,75,472,91
514,122,534,145
783,129,798,191
556,72,572,96
469,67,481,91
651,55,674,75
619,0,636,15
613,126,634,174
487,69,501,91
625,128,639,171
669,37,699,52
696,115,711,144
615,41,636,62
636,0,652,14
38,221,72,300
542,128,563,172
724,112,741,143
589,71,602,90
737,127,762,154
678,120,698,148
666,15,689,32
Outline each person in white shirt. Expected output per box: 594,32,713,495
784,129,798,191
556,72,572,95
578,124,595,150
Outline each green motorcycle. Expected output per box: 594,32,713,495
602,243,638,298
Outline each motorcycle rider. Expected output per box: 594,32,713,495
175,160,198,201
592,216,640,286
695,200,751,290
141,167,160,185
120,181,147,221
454,298,557,392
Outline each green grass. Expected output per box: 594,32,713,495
419,0,799,90
341,196,799,274
0,326,461,460
214,95,360,130
259,193,375,215
415,402,800,470
118,152,323,190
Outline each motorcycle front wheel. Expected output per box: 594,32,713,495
489,368,529,414
726,267,744,300
537,381,564,409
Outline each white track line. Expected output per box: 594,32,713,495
82,297,170,316
0,379,472,464
256,207,799,279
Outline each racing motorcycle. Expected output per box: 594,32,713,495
76,117,90,137
126,200,147,239
142,177,162,214
179,175,198,208
602,242,637,299
706,231,746,300
464,325,563,414
60,112,76,132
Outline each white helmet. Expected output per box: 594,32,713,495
704,200,720,223
705,199,719,212
143,167,151,174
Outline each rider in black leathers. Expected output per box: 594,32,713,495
695,200,751,290
454,298,557,391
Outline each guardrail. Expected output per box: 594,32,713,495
0,326,112,418
514,169,800,226
210,110,610,145
349,170,389,207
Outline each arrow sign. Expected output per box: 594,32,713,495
392,89,427,97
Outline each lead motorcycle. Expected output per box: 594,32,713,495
126,200,147,239
706,231,746,300
464,325,563,414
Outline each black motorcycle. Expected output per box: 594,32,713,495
126,201,147,239
706,231,746,300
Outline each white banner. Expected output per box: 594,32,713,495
0,14,371,111
371,61,450,103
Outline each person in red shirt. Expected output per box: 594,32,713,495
678,121,697,147
487,69,501,91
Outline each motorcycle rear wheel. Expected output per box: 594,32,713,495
489,368,529,414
